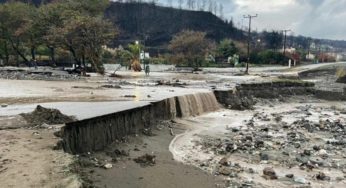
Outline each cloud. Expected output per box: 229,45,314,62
154,0,346,40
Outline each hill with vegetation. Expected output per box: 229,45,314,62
105,2,243,49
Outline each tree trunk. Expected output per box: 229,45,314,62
48,46,56,66
68,45,81,67
31,47,36,61
10,38,29,63
4,41,9,65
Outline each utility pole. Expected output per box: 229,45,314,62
282,29,291,56
243,14,257,74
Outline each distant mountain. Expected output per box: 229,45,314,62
106,2,244,49
0,0,53,5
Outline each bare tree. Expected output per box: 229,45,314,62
187,0,192,9
213,1,217,15
167,0,173,7
191,0,195,10
178,0,183,9
219,3,224,18
208,0,213,12
196,0,201,10
201,0,206,11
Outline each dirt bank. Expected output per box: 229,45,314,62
76,121,223,188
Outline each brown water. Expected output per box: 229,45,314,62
176,92,220,118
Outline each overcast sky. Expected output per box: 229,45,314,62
154,0,346,40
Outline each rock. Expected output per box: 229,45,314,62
133,154,156,167
124,95,136,98
232,127,240,132
248,168,255,174
219,157,230,166
225,143,238,153
342,168,346,174
294,177,307,184
316,172,331,181
218,167,232,176
318,149,327,156
286,174,294,178
313,145,321,151
303,150,311,156
1,104,8,108
142,128,154,136
78,158,95,167
262,167,278,180
296,156,309,164
101,85,121,89
260,153,269,161
103,163,113,169
309,157,324,167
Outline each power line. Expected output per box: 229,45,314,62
243,14,258,74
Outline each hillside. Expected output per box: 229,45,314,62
106,2,244,48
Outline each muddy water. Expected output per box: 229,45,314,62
169,99,346,187
176,92,220,117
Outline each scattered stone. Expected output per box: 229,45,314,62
219,157,230,166
316,172,331,181
103,163,113,169
318,149,327,156
313,145,321,151
218,167,232,176
262,167,278,180
294,177,307,184
101,84,121,89
286,174,294,178
124,95,136,98
133,154,156,167
1,104,8,108
142,128,154,136
303,150,311,156
260,153,269,161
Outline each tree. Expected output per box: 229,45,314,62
263,30,283,52
168,30,211,70
216,39,238,60
0,2,35,64
49,15,117,73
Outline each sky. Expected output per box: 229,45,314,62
154,0,346,40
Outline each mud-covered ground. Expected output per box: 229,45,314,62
0,62,346,188
0,127,80,187
170,97,346,188
75,121,223,188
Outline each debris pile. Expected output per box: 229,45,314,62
0,69,81,81
20,105,76,126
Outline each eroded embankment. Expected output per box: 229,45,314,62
61,92,219,154
214,80,316,110
61,80,317,154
